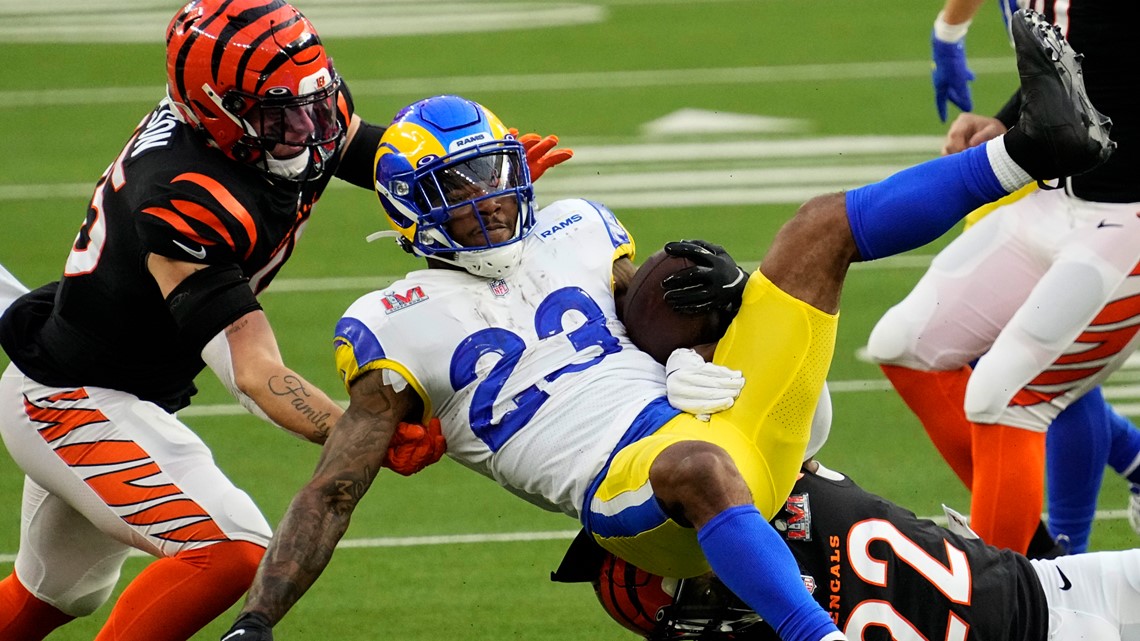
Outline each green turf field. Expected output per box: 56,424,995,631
1,1,1136,638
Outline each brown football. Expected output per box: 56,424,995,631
620,249,722,365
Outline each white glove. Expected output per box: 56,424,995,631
665,348,745,421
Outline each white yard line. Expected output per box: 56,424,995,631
3,511,1132,564
0,59,1013,108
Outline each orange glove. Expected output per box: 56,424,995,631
383,417,446,476
510,128,574,180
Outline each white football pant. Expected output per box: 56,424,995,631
0,363,271,616
1032,549,1140,641
868,188,1140,431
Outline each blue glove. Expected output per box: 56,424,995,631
931,34,975,122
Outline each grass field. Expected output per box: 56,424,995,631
1,1,1137,639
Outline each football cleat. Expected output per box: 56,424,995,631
1010,9,1114,180
1129,484,1140,536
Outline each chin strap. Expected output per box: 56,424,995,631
366,229,404,243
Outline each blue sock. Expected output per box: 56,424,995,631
1045,388,1111,554
1106,401,1140,483
698,505,837,641
845,143,1008,260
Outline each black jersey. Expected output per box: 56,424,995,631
0,87,360,413
1035,0,1138,202
764,466,1049,641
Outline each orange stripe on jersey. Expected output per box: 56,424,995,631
85,461,183,507
1024,366,1102,387
1009,388,1059,406
154,518,229,543
173,173,258,259
44,389,92,402
1056,324,1140,366
170,199,237,252
121,498,209,526
61,442,230,543
23,396,109,443
142,206,216,246
1089,292,1140,325
1052,291,1140,366
55,440,149,467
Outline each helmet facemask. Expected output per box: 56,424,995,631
221,72,343,182
390,144,535,278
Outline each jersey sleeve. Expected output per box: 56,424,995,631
584,199,635,263
535,198,636,278
332,289,434,419
134,172,261,265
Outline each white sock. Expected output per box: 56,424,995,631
986,135,1034,192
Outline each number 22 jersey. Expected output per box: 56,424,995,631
771,465,1049,641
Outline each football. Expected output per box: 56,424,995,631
620,249,722,365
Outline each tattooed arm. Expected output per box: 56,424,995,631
240,369,418,624
222,311,342,443
148,253,342,443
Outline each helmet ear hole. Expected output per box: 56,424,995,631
221,94,245,115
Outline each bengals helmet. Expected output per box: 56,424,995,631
372,94,535,279
595,553,766,640
165,0,343,181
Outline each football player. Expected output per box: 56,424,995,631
869,0,1140,555
576,458,1140,641
221,11,1113,641
0,1,570,639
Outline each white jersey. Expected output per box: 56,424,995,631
335,199,670,517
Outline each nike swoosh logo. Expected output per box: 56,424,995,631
172,239,207,260
1098,219,1123,228
221,630,247,641
1057,566,1072,591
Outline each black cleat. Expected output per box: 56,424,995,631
1010,8,1114,181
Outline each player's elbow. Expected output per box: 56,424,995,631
764,192,859,275
231,353,286,404
778,192,859,262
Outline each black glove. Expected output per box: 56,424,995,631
221,612,274,641
662,240,748,316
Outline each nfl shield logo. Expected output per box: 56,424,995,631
489,279,510,297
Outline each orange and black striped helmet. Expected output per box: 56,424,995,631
165,0,343,179
595,553,678,637
595,552,766,639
